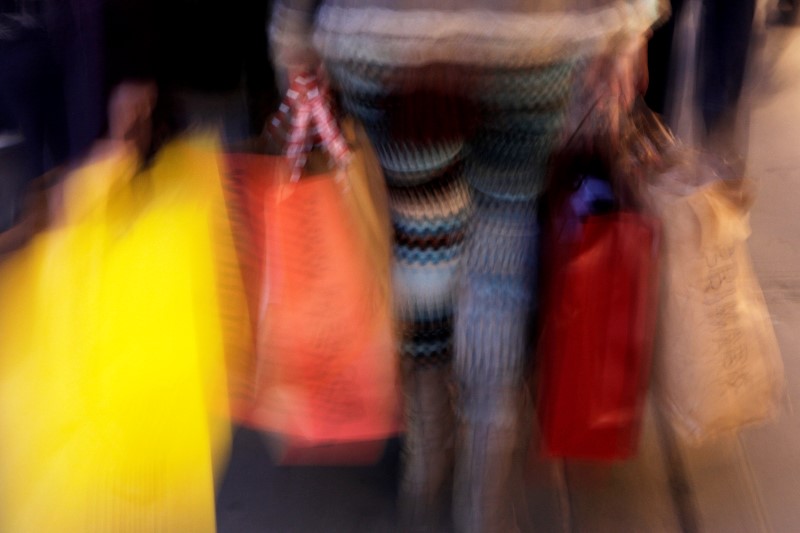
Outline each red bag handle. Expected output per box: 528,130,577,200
268,73,352,183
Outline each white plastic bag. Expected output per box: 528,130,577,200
647,155,784,444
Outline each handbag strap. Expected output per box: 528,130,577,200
269,73,352,182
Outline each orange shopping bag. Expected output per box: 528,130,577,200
225,75,399,464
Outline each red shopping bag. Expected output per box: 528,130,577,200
534,94,663,461
537,207,659,460
224,75,399,464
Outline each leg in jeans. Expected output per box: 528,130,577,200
697,0,756,155
453,194,539,533
453,63,572,533
645,0,686,116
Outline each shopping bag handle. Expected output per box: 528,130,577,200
268,72,352,183
555,95,677,210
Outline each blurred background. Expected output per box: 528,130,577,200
2,1,800,532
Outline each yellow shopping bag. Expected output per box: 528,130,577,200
0,135,249,532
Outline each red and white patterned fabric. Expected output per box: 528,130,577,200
269,73,352,182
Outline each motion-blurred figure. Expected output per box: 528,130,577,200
271,1,664,531
646,0,758,159
0,0,105,227
106,0,279,146
0,0,280,157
